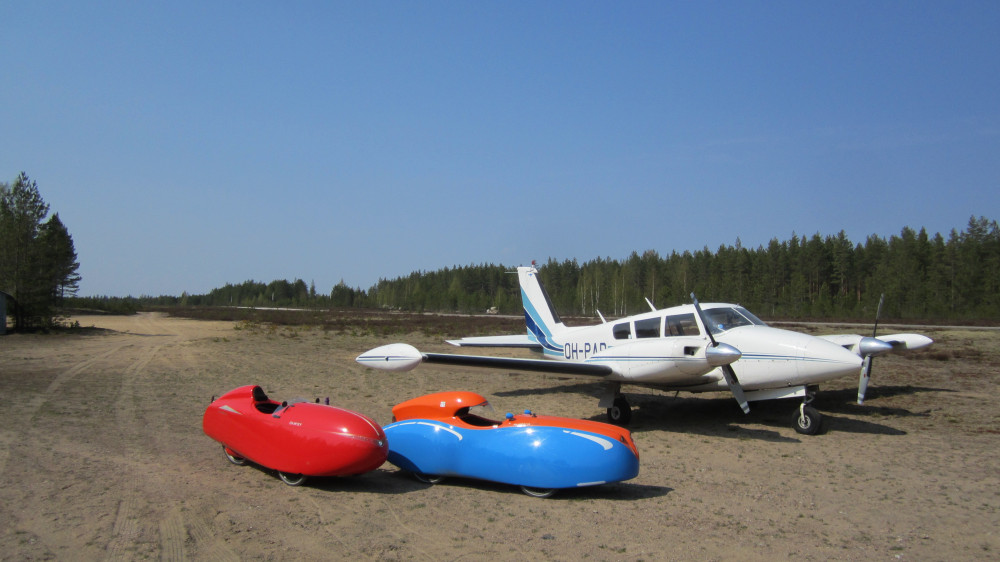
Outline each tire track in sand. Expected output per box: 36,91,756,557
105,341,160,561
161,505,239,562
0,342,127,480
303,490,528,560
105,313,239,561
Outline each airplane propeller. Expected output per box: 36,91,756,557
691,293,750,414
857,293,885,405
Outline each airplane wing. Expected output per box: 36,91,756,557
818,331,933,406
818,333,933,356
356,343,611,376
445,334,542,349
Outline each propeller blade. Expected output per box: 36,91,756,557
858,356,872,404
690,294,718,346
721,365,750,414
691,293,749,414
872,293,885,338
858,293,884,405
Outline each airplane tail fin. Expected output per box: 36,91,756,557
518,265,567,355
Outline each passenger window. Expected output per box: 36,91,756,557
665,313,699,336
613,322,631,340
635,317,660,339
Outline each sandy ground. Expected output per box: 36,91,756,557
0,312,998,561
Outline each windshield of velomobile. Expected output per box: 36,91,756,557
459,401,499,426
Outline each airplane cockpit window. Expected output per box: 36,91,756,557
704,306,766,334
665,313,698,336
635,317,660,338
734,306,767,326
612,322,631,340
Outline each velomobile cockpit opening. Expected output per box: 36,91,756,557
252,386,281,414
456,401,499,427
270,398,312,417
255,402,280,414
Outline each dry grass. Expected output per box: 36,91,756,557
156,306,526,338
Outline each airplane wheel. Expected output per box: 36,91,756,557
413,473,444,485
607,396,632,426
521,486,556,498
223,447,246,466
278,472,308,486
793,405,822,435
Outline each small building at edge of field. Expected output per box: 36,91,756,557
0,290,13,335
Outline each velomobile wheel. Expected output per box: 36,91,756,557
278,472,308,486
223,447,246,466
520,486,555,498
413,473,444,485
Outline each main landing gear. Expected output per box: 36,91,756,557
606,395,632,426
602,385,825,435
601,383,632,426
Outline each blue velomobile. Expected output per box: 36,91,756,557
383,391,640,497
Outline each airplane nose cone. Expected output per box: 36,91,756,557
706,342,741,367
859,336,894,357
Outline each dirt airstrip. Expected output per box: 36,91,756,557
0,312,998,560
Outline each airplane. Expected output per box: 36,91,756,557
357,263,933,435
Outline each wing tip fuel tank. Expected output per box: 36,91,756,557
356,343,423,372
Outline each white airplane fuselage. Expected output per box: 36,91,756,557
529,304,863,394
357,264,931,433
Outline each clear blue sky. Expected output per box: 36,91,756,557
3,1,998,297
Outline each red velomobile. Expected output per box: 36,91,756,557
203,385,388,485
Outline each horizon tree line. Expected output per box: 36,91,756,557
11,167,993,325
361,218,998,322
76,215,999,323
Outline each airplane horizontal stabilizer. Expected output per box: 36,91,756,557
446,335,542,349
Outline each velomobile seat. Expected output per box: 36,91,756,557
252,386,280,414
252,386,269,402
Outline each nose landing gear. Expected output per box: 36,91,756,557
792,389,822,435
